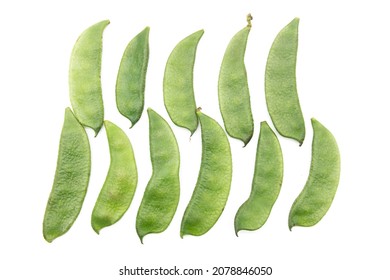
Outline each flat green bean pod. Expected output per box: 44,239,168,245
116,27,150,128
163,30,204,135
69,20,109,135
265,18,305,145
91,120,138,234
43,108,91,243
218,14,254,146
234,121,283,235
136,108,180,243
180,109,232,237
288,118,340,230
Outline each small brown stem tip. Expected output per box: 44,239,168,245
247,13,253,27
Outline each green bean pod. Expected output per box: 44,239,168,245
136,108,180,243
265,17,305,145
91,120,138,234
180,109,232,237
218,15,254,146
43,108,91,243
69,20,109,135
163,30,204,135
116,27,150,128
234,121,283,235
288,118,340,230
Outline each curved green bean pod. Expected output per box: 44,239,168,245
288,118,340,230
136,108,180,243
116,27,150,128
91,120,138,234
43,107,91,243
180,109,232,237
218,15,254,146
69,20,109,135
163,30,204,135
234,121,283,235
265,18,305,145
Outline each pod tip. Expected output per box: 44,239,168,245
92,226,101,235
242,138,251,147
93,125,102,137
43,235,54,243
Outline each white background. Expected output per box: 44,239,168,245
1,0,389,279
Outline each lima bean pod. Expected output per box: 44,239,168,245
180,109,232,237
116,27,150,128
234,121,283,235
91,120,138,234
163,30,204,135
265,18,305,145
288,118,340,230
43,108,91,242
218,14,254,146
69,20,109,136
136,108,180,243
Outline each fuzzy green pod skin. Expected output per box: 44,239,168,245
234,121,283,235
91,120,138,234
218,18,254,146
288,118,340,230
265,18,305,145
116,27,150,128
69,20,109,135
43,108,91,243
180,110,232,237
136,108,180,243
163,30,204,135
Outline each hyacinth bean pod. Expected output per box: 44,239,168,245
91,120,138,233
43,108,91,243
234,121,283,235
163,30,204,135
116,27,150,128
136,108,180,243
265,18,305,145
288,118,340,230
69,20,109,135
218,14,254,146
180,109,232,237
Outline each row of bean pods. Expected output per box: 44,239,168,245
43,15,340,243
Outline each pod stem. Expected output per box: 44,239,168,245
247,13,253,28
